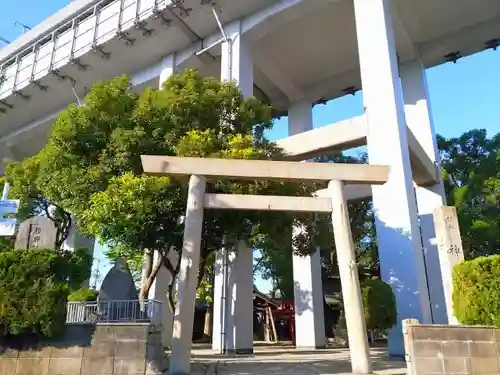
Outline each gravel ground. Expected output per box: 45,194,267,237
186,345,406,375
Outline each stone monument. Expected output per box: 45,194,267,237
98,258,142,321
433,206,465,325
14,216,58,250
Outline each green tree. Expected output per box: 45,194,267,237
1,157,72,249
438,129,500,258
361,278,397,330
36,70,310,312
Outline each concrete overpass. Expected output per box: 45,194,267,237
0,0,499,362
0,0,498,164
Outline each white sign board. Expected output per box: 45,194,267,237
0,218,17,236
0,200,20,215
0,199,19,236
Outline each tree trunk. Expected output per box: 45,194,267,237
139,248,153,300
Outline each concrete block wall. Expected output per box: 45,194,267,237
0,323,167,375
403,320,500,375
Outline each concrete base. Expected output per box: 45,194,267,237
295,345,327,350
224,348,254,355
0,323,167,375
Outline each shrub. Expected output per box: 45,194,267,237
361,278,397,330
68,288,98,302
0,248,83,340
0,237,14,251
453,255,500,326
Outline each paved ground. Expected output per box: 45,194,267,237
189,344,407,375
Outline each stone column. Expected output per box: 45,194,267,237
220,21,254,97
62,217,95,288
288,99,326,349
212,20,255,354
353,0,432,356
62,221,95,254
401,59,447,324
213,241,254,354
233,240,254,353
212,248,228,353
148,250,179,347
159,54,176,88
0,143,16,175
328,180,371,374
169,175,206,375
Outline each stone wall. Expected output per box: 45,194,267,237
0,323,167,375
403,320,500,375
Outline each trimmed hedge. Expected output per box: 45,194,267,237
453,255,500,326
361,278,397,330
68,288,98,302
0,248,87,340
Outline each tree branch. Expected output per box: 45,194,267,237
253,256,264,274
42,203,72,249
163,248,180,313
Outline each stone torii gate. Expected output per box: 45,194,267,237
141,155,392,375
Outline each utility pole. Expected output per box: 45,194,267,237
91,258,101,290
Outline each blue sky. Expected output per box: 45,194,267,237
2,1,500,291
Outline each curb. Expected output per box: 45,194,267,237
204,361,219,375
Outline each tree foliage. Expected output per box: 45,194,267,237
35,70,310,311
361,278,397,330
0,248,86,340
438,129,500,258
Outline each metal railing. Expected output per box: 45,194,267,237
0,0,173,100
66,299,162,325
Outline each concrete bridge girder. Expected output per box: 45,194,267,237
1,0,500,149
276,114,439,188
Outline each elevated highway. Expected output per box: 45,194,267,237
0,0,499,167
